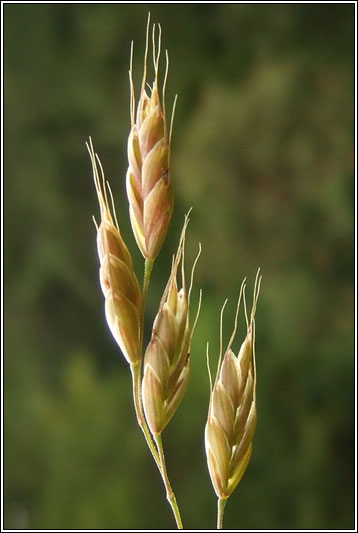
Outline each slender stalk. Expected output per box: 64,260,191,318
130,362,160,468
217,498,227,529
142,259,154,317
132,258,183,528
154,433,183,529
130,259,160,466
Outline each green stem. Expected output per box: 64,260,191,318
217,498,227,529
130,362,160,468
130,259,160,466
141,258,154,343
154,433,183,529
132,258,183,527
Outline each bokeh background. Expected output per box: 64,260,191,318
4,3,355,530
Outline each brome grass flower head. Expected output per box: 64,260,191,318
142,214,201,435
86,12,263,528
127,14,175,261
205,270,262,501
87,138,142,365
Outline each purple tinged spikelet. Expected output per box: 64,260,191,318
87,138,142,365
142,215,201,435
205,272,262,499
126,15,174,261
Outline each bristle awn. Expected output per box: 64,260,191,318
188,242,202,304
162,49,169,126
129,41,135,126
243,282,249,329
251,268,262,323
206,342,213,396
216,299,228,385
225,278,246,354
141,13,150,94
92,215,99,232
191,287,202,339
169,94,178,146
106,181,120,231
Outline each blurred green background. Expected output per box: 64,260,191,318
4,3,355,530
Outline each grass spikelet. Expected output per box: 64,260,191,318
142,213,201,435
87,138,142,365
126,13,174,261
205,270,262,507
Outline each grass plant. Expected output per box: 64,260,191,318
87,13,261,529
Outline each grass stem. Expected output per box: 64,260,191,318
132,258,183,528
130,259,160,466
217,498,227,529
130,362,160,468
154,433,183,529
142,259,154,327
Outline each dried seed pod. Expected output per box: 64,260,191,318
142,215,201,435
205,272,262,499
126,15,174,261
87,138,142,365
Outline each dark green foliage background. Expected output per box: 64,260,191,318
4,3,354,530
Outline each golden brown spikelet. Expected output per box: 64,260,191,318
87,138,142,365
126,14,174,261
142,215,201,435
205,271,262,499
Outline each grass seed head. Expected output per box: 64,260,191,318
87,138,142,365
205,272,261,499
142,214,201,434
127,15,173,261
